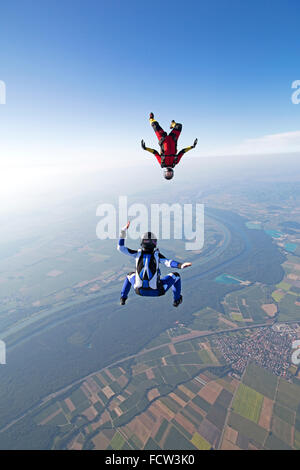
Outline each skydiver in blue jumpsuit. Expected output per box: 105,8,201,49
117,221,192,307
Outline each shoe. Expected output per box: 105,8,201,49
120,297,127,305
170,120,176,129
149,112,154,120
173,295,183,307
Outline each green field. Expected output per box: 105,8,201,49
192,395,211,413
276,281,291,291
224,284,273,322
189,307,221,331
107,366,123,379
276,379,300,411
243,361,278,399
163,425,197,450
174,342,194,353
271,415,292,446
198,349,217,364
272,291,285,302
273,403,295,425
110,431,126,450
182,405,204,426
167,351,204,366
232,383,264,423
231,313,244,322
228,412,268,444
136,346,171,364
155,419,169,444
278,293,300,321
160,396,182,414
174,388,190,403
206,403,227,429
70,387,89,407
191,432,211,450
265,433,291,450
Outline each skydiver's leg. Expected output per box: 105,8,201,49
120,272,135,300
161,272,181,301
170,273,181,301
150,119,167,142
169,123,182,143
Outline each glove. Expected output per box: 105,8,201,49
120,221,130,239
141,139,146,150
193,138,198,148
181,262,192,269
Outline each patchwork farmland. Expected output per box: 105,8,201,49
31,328,300,450
223,362,300,450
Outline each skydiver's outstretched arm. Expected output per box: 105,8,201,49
141,140,160,157
117,222,138,257
177,139,198,158
159,253,192,270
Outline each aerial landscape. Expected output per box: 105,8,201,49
1,0,300,454
0,164,300,450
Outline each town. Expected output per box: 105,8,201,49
212,323,300,379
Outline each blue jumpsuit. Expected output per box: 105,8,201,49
117,237,182,301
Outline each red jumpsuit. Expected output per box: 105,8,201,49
152,121,184,168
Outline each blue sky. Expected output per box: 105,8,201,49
0,0,300,179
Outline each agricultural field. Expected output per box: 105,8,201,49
189,307,232,332
32,336,229,450
221,362,300,450
232,384,264,423
223,284,275,323
269,255,300,322
32,333,300,451
11,212,300,450
243,361,278,399
89,369,237,450
278,293,300,322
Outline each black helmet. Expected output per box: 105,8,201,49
164,167,174,180
141,232,157,251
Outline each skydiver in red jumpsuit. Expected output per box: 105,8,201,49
141,112,198,180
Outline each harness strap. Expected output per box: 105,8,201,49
160,154,177,168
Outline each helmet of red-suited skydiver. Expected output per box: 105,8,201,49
141,232,157,252
164,167,174,180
